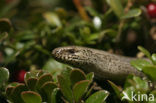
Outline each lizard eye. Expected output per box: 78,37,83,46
68,49,75,54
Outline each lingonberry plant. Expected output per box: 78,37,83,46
5,68,109,103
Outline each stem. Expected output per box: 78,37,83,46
116,0,133,42
73,0,90,21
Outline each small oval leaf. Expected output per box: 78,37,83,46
121,9,142,19
58,75,73,103
26,78,38,91
21,91,42,103
106,0,124,18
73,80,90,103
108,80,122,98
138,46,151,59
37,74,53,89
0,67,9,87
85,90,109,103
142,66,156,81
70,69,86,86
130,59,151,71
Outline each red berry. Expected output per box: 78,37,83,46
147,3,156,18
16,70,26,82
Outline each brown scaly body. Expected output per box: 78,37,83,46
52,46,145,82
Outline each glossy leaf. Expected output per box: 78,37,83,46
41,81,57,103
10,84,27,103
73,80,90,103
0,67,9,87
130,59,151,71
51,88,61,103
60,67,72,87
121,87,135,101
21,91,42,103
108,80,122,98
142,66,156,81
24,71,39,82
106,0,124,18
86,72,94,82
86,7,100,16
43,59,66,81
85,90,109,103
121,9,142,19
26,78,38,91
138,46,151,59
43,12,62,27
70,69,86,86
58,75,73,103
133,76,149,91
37,74,53,89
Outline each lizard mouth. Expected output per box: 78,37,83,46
52,47,63,60
52,47,76,61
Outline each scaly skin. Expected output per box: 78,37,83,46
52,46,145,82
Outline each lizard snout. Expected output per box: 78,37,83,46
52,48,61,58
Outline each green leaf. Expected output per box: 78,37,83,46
26,78,38,91
6,82,23,99
142,66,156,81
43,59,67,81
7,82,20,87
121,9,142,19
0,67,9,87
58,75,73,103
60,67,72,87
106,0,124,18
85,90,109,103
41,81,57,103
121,87,135,101
86,72,94,82
108,80,122,98
37,74,53,89
34,45,51,56
130,59,151,71
98,29,117,42
85,7,100,16
124,75,134,88
43,12,62,27
21,91,42,103
51,88,61,103
151,54,156,65
41,81,57,94
6,87,14,99
10,84,27,103
24,71,39,81
70,69,86,86
36,70,45,77
138,46,151,59
73,80,90,103
133,76,149,91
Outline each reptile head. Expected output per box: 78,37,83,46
52,46,93,66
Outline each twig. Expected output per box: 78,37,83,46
116,0,133,42
73,0,90,21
